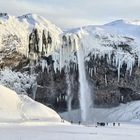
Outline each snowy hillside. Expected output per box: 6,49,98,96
104,19,140,38
0,85,61,122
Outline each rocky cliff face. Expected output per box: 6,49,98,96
1,13,140,112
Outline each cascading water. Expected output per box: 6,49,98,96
75,36,93,122
32,81,37,100
65,71,72,112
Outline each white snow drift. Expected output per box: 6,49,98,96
0,85,61,122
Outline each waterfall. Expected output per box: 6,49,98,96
32,81,37,100
75,37,93,122
65,71,72,112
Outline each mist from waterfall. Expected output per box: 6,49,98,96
75,38,93,122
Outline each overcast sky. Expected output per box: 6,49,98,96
0,0,140,29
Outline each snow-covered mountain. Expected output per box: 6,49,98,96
0,13,61,55
0,14,139,74
1,13,140,112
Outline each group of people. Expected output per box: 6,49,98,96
96,122,120,127
61,118,121,127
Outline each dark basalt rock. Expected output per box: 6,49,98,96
32,54,140,112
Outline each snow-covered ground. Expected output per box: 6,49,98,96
0,122,140,140
0,84,140,140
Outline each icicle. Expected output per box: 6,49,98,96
42,59,46,72
138,53,140,67
94,67,96,75
32,81,37,100
57,97,59,102
105,74,107,86
129,64,133,76
88,68,91,75
47,66,50,73
91,68,93,77
73,63,76,71
88,68,93,77
117,59,121,82
59,45,63,71
38,30,43,53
